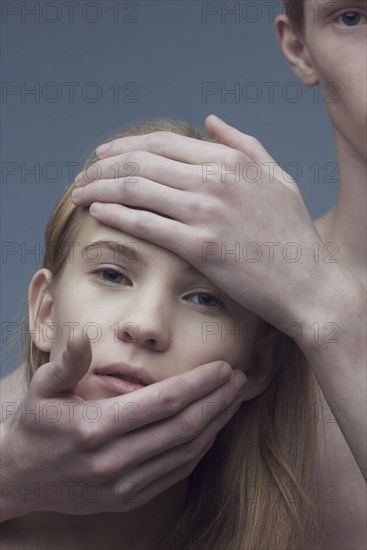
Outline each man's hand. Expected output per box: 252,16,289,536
71,115,331,332
70,114,367,482
1,331,245,522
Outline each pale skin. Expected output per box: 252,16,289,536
1,0,366,548
0,322,247,518
2,213,271,548
71,2,367,475
0,350,246,525
69,1,366,547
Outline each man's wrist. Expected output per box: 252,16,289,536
287,266,365,355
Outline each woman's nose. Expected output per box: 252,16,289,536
115,299,171,351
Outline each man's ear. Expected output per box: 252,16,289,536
28,268,55,353
274,14,319,87
240,325,282,402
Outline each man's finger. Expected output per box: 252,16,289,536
205,114,303,195
35,330,92,398
89,202,190,258
92,130,240,165
74,151,204,191
88,362,244,444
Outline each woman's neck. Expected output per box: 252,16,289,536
314,132,366,289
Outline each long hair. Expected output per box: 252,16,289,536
23,118,323,549
157,331,322,549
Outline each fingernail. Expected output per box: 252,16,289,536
96,143,110,156
90,202,104,213
234,371,246,389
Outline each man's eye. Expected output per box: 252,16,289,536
336,11,365,26
188,293,222,309
93,269,131,285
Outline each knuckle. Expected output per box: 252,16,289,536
119,152,133,166
179,411,199,439
189,198,219,220
125,154,143,173
188,198,203,217
135,212,152,230
157,387,183,414
78,422,100,450
83,162,100,182
87,456,115,481
120,177,138,196
147,131,170,155
117,480,139,499
116,153,140,176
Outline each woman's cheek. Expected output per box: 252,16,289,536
177,326,255,374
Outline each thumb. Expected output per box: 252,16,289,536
35,330,92,398
205,114,250,151
205,114,276,164
205,114,302,194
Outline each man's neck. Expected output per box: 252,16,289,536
313,132,366,290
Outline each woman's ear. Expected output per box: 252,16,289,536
274,14,319,87
240,326,282,402
28,268,55,353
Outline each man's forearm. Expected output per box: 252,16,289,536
296,270,366,479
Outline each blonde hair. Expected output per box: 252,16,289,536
23,118,323,549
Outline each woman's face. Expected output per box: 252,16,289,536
302,0,367,159
34,215,260,399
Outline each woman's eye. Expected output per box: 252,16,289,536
336,11,365,26
189,293,222,309
93,269,131,285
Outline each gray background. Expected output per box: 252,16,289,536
1,0,337,376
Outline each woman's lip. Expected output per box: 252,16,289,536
96,374,146,395
94,363,156,386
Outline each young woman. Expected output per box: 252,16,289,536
0,119,321,549
70,1,367,548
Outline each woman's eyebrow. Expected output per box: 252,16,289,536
81,240,146,265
